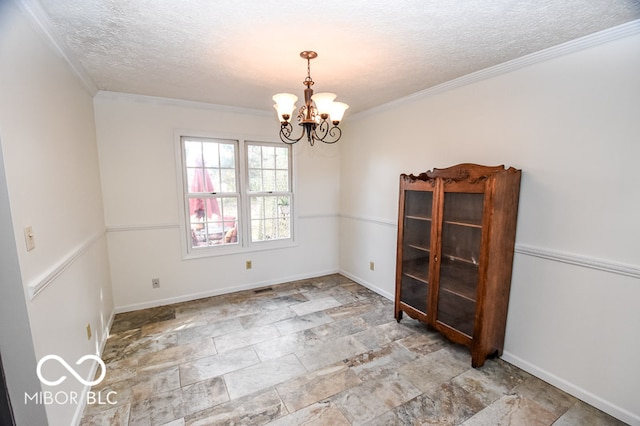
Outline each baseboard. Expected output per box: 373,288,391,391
114,269,340,313
338,269,394,301
501,351,639,425
339,268,639,425
70,308,115,426
99,310,116,355
97,274,640,424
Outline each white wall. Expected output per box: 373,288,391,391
0,2,114,425
338,27,640,424
0,135,48,426
3,0,638,423
94,93,341,310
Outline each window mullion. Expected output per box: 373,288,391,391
238,138,250,248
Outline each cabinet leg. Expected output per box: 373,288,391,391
395,310,403,323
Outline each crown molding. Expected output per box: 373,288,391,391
16,0,99,96
95,91,273,116
13,0,639,120
351,19,640,121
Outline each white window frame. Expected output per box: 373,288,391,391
175,131,296,259
245,140,294,246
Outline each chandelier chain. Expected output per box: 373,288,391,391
304,57,314,86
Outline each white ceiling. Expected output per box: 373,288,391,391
28,0,640,114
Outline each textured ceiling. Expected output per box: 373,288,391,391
29,0,640,114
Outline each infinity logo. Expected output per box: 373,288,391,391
36,355,106,387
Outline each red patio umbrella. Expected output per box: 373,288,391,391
189,166,221,219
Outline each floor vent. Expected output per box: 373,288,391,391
254,287,273,294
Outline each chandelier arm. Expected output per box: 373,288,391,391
278,122,306,144
312,119,342,144
322,125,342,144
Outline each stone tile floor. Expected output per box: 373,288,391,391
81,274,626,425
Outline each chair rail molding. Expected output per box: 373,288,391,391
28,230,105,300
340,214,639,279
514,244,640,279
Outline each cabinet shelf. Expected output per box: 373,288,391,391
439,261,478,302
406,244,430,253
403,258,430,283
404,272,428,285
443,220,482,229
406,215,432,222
442,254,478,266
395,163,521,368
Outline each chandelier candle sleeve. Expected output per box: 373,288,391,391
272,51,348,146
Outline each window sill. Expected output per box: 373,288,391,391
182,239,298,261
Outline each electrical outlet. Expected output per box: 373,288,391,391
152,278,160,288
245,260,252,270
86,324,92,340
370,261,375,271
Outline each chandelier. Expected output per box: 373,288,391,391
273,51,349,146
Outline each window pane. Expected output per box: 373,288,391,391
185,141,203,167
251,219,263,241
202,142,219,168
219,143,235,168
275,147,288,169
251,196,263,218
278,196,291,214
221,197,238,220
206,169,220,193
262,146,275,169
220,168,236,192
219,197,238,245
276,170,289,191
262,170,276,192
186,168,198,194
279,216,290,238
248,145,262,168
249,169,262,192
264,219,276,239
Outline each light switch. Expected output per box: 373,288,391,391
24,226,35,251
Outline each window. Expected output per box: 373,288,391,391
183,138,239,248
179,136,292,255
247,143,291,242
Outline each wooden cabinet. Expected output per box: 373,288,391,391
395,163,521,367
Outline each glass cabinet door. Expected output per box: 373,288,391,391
435,192,484,336
399,190,433,314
